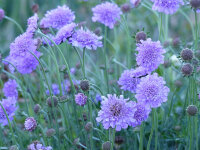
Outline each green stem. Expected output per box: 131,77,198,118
139,123,144,150
82,48,86,79
195,10,198,50
109,128,115,150
154,110,158,150
103,26,109,93
159,13,163,41
5,16,24,33
147,111,154,150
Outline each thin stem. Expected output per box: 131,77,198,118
82,48,86,79
154,110,158,150
5,16,24,33
109,128,115,150
103,26,109,93
159,13,163,41
147,111,154,150
139,123,144,150
195,10,198,50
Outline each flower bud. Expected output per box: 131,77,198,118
135,31,147,43
121,3,131,13
115,136,124,145
172,37,180,47
80,80,90,91
94,27,102,36
174,80,183,88
181,64,193,76
46,128,56,137
163,60,171,68
102,141,111,150
181,48,193,61
187,105,198,116
174,125,181,131
46,96,58,107
85,122,93,132
34,104,41,114
0,9,5,21
32,4,39,13
190,0,200,9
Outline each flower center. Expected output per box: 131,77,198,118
110,103,122,117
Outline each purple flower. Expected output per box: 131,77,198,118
24,117,37,131
135,73,170,108
46,83,61,95
0,8,5,21
3,79,18,99
7,32,40,74
92,2,122,29
151,0,184,14
132,103,151,127
69,28,103,50
26,14,39,35
118,67,147,93
75,93,87,106
130,0,141,7
0,97,17,126
96,94,102,102
70,67,76,74
136,38,166,73
96,94,136,131
40,5,75,29
54,23,76,45
28,142,52,150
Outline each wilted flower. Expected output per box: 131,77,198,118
24,117,37,131
69,28,103,50
26,14,39,35
151,0,184,14
3,79,18,99
132,103,151,127
75,93,87,106
92,2,122,29
0,8,5,21
0,97,17,126
96,94,136,131
135,73,170,108
136,38,166,73
54,23,76,45
40,5,75,29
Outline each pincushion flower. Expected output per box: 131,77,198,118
75,93,87,106
28,141,52,150
26,14,39,35
54,23,76,45
7,32,40,74
69,28,103,50
92,2,122,29
132,102,151,127
3,79,18,99
151,0,184,14
135,73,170,108
24,117,37,131
0,97,17,126
40,5,75,29
136,38,166,72
118,67,147,93
96,94,136,131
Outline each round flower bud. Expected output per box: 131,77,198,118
0,9,5,21
85,122,93,132
192,58,198,66
115,136,124,145
181,49,193,61
46,96,58,107
121,3,131,13
80,80,90,91
195,50,200,59
94,27,102,36
102,141,111,150
9,145,19,150
135,31,147,43
76,62,81,69
181,64,193,76
172,37,180,47
34,104,41,114
46,128,56,137
83,113,87,121
186,105,198,116
24,117,37,131
163,60,171,68
174,80,183,88
59,127,66,135
190,0,200,9
73,138,80,146
32,4,39,13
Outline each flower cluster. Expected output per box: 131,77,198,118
151,0,184,14
92,2,122,29
28,141,52,150
40,5,75,29
3,79,18,99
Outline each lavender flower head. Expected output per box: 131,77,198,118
26,14,39,35
0,97,17,126
136,38,166,73
75,93,87,106
0,8,5,21
118,67,147,93
24,117,37,131
132,102,151,127
135,73,170,108
92,2,122,29
54,23,76,45
96,94,136,131
7,32,40,74
151,0,184,14
40,5,75,29
69,28,103,50
28,141,52,150
3,79,18,99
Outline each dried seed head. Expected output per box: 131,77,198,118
46,128,56,137
121,3,131,13
135,31,147,43
181,48,193,61
34,104,41,114
190,0,200,9
46,96,58,107
0,9,5,21
80,80,90,91
186,105,198,116
102,141,111,150
85,122,93,132
181,64,193,76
